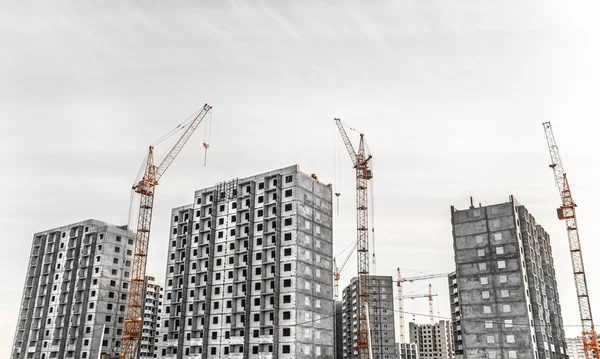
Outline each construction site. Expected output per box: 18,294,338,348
7,99,599,359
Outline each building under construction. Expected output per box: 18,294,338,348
341,275,397,359
11,220,135,359
140,275,164,358
157,165,334,358
408,321,453,359
447,272,463,359
450,196,568,359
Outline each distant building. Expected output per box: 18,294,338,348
157,165,335,359
409,321,453,359
397,342,419,359
447,272,463,359
341,275,397,359
140,276,163,358
11,219,135,359
565,337,585,359
450,196,568,359
336,301,343,359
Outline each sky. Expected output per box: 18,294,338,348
1,0,600,354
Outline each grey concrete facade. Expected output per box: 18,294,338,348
11,219,135,359
341,275,397,359
336,301,344,359
397,342,420,359
408,321,453,359
448,272,463,359
140,276,163,358
450,196,568,359
517,206,568,359
565,338,584,359
158,165,335,359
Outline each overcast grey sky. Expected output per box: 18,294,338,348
2,0,600,353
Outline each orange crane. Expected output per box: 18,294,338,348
334,242,358,301
396,268,450,343
335,118,373,359
543,122,598,359
402,283,437,325
120,104,212,359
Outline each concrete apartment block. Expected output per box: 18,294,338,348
341,275,397,359
140,276,164,358
397,343,420,359
448,272,463,359
11,219,135,359
408,321,453,359
336,301,343,359
517,206,568,359
158,165,334,359
450,196,568,359
565,337,584,359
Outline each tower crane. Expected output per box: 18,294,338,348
402,283,437,325
334,242,358,301
120,104,212,359
543,122,598,359
334,118,373,359
396,268,450,343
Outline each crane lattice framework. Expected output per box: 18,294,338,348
334,242,358,301
335,118,373,359
543,122,598,359
402,283,437,325
396,268,450,343
120,104,212,359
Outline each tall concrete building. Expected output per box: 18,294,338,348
448,272,463,359
140,276,164,358
565,337,584,359
341,275,397,359
450,196,568,359
11,219,135,359
158,165,334,359
408,321,453,359
336,301,344,359
397,343,420,359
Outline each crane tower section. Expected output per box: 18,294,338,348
334,118,373,359
120,104,212,359
543,122,598,359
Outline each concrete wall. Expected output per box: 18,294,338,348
12,220,134,359
158,165,334,359
518,207,568,359
140,276,163,358
409,321,453,359
448,272,463,359
451,196,570,359
451,198,537,359
341,275,397,359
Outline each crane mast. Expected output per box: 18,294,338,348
120,104,212,359
334,243,358,301
401,284,437,325
335,118,373,359
543,122,598,359
396,269,449,342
